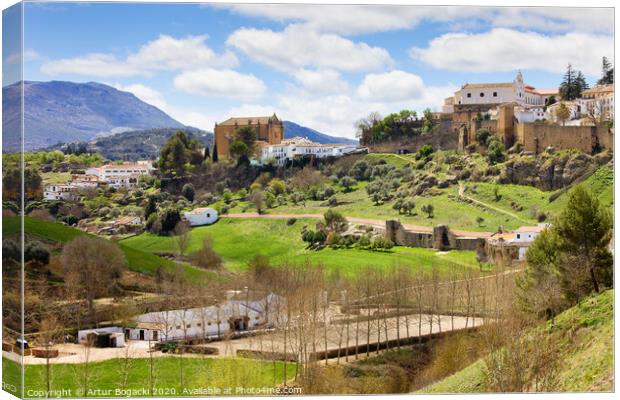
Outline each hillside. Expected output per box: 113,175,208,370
284,120,358,145
66,127,213,161
2,81,185,151
2,216,211,281
420,289,614,393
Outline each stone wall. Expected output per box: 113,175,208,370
367,119,458,154
386,220,485,252
514,123,612,154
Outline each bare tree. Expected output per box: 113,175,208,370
173,221,192,259
60,236,126,324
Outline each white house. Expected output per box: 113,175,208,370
85,161,153,188
514,106,547,123
451,71,558,108
260,137,357,166
129,292,284,342
77,327,125,347
577,84,614,122
183,207,219,226
513,224,550,260
43,185,75,201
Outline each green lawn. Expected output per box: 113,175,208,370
41,171,71,185
2,356,296,398
121,218,480,276
3,216,213,282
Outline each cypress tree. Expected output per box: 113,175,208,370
212,142,219,162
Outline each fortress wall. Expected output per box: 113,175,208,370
515,123,603,154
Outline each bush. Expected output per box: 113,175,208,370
286,217,297,226
417,145,434,159
371,236,394,250
487,138,506,164
181,183,195,202
475,128,491,146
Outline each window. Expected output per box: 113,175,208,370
480,92,484,97
197,322,202,327
176,325,181,330
516,234,521,239
186,324,191,328
467,93,471,98
493,92,498,97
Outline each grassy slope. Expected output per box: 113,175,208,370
121,218,479,276
3,216,212,281
421,289,614,393
2,357,296,398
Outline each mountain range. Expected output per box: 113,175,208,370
2,80,357,153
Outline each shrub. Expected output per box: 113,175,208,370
371,236,394,250
417,145,434,159
268,178,286,195
181,183,195,202
339,176,357,192
487,138,506,164
286,217,297,226
475,128,491,146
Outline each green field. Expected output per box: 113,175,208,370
3,216,213,281
420,289,614,393
121,218,479,276
2,356,296,398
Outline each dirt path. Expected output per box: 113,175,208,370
222,213,490,237
457,183,529,224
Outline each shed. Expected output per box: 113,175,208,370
183,207,219,226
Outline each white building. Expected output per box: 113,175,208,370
545,101,582,125
129,292,284,342
577,84,614,122
77,327,125,347
85,161,153,188
513,224,550,260
183,207,219,226
514,106,547,123
261,137,357,166
451,71,559,108
43,184,75,201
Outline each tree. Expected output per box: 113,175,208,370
421,204,434,218
250,190,265,214
229,140,249,159
61,236,126,322
191,236,223,269
417,145,434,159
555,103,571,126
181,183,195,202
324,209,348,233
160,208,181,234
554,185,612,297
476,216,485,227
339,176,357,192
234,126,257,154
2,166,42,201
402,199,415,215
597,56,614,85
559,64,586,100
144,195,158,219
212,142,219,162
173,221,192,258
159,131,198,177
267,178,286,195
422,108,434,133
475,129,491,146
487,138,506,164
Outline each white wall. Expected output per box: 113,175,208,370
184,209,218,226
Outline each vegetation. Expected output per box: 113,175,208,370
2,357,296,398
121,218,480,276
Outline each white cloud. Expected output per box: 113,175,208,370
357,70,425,102
227,24,393,72
113,83,168,111
173,69,266,101
293,69,349,94
41,35,238,77
410,28,613,75
216,4,612,35
233,79,457,139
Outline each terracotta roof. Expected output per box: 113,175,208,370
463,82,513,89
582,84,614,95
515,225,548,233
536,88,559,95
217,114,280,126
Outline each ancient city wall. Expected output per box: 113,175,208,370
515,123,612,154
367,120,458,153
386,221,484,252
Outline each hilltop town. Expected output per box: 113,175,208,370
2,62,614,395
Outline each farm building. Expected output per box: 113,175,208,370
183,207,218,226
131,292,283,342
77,327,125,348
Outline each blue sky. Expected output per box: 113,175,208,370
10,2,615,138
